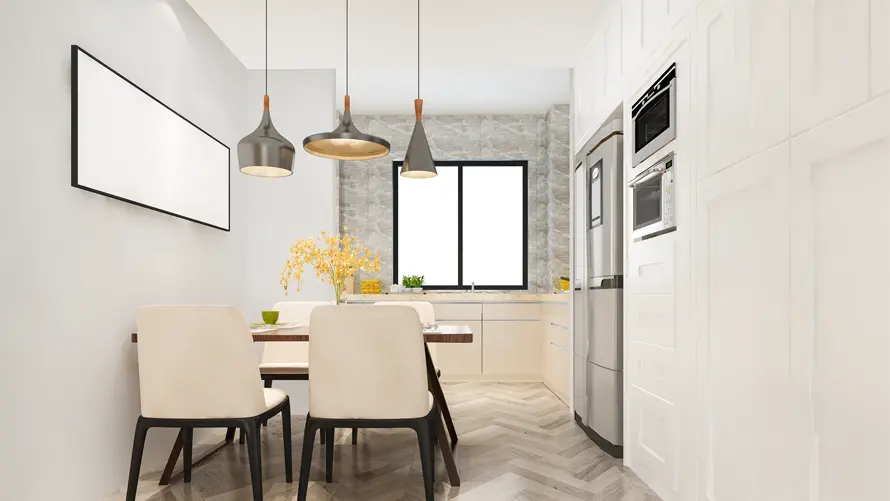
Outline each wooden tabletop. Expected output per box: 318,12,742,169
131,324,473,344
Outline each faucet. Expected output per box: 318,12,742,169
471,282,475,293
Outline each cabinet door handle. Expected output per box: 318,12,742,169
549,342,570,352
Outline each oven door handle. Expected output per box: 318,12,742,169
628,163,665,188
632,80,673,117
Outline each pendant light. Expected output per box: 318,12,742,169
303,0,391,161
238,0,295,177
400,0,436,178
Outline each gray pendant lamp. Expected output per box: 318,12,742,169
400,0,436,178
238,0,295,178
303,0,391,161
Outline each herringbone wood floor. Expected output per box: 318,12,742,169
113,383,660,501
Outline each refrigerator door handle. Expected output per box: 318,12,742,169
589,276,624,289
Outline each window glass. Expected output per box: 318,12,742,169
397,166,458,285
462,165,525,287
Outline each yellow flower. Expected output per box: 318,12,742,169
280,228,381,300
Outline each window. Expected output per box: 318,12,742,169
394,160,528,289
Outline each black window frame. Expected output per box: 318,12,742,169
393,160,529,290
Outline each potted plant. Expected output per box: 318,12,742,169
401,275,425,293
280,227,381,304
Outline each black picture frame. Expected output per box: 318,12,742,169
70,45,231,232
393,160,529,290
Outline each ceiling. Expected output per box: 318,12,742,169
186,0,603,114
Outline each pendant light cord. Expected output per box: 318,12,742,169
417,0,420,99
265,0,268,95
346,0,349,96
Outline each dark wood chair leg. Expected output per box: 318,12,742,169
240,428,246,444
297,418,317,501
225,427,236,443
159,429,184,485
125,417,149,501
416,418,435,501
351,428,358,445
262,379,274,427
325,427,335,483
183,427,193,483
244,421,263,501
282,399,293,483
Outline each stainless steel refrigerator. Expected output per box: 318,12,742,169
572,114,624,458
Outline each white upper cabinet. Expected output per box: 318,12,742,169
695,0,790,179
622,0,693,81
573,2,624,153
790,0,872,134
790,93,890,501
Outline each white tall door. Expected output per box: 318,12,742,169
790,93,890,501
695,142,809,501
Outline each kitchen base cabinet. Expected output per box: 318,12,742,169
436,320,483,380
542,303,571,404
544,342,571,404
482,320,542,380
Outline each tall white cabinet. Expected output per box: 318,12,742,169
572,0,890,500
790,93,890,501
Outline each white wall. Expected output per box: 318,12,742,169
0,1,248,499
0,3,340,501
244,69,338,410
573,1,890,500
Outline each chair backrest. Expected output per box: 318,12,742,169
374,301,438,363
374,301,436,324
309,305,429,419
136,306,266,419
261,300,332,364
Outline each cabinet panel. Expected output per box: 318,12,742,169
697,0,790,178
436,320,483,377
696,142,807,501
627,233,676,295
542,301,570,327
482,320,542,377
482,302,541,320
433,302,482,321
546,321,570,349
874,0,890,96
791,0,871,134
544,342,570,404
790,93,890,501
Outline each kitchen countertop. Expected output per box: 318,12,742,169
344,292,568,303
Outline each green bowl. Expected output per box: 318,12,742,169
261,310,280,325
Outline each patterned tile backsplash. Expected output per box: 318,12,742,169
339,104,570,292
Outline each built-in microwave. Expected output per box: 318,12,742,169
628,153,676,241
631,64,676,167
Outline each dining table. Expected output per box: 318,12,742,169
130,323,471,487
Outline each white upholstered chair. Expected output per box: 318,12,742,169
296,305,439,501
374,301,439,375
259,300,332,383
253,300,355,444
127,306,292,501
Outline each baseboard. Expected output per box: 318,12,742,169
438,374,543,383
574,411,624,458
541,380,570,406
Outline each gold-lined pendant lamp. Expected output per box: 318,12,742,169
303,0,390,161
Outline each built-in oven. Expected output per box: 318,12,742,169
631,64,676,167
628,152,675,241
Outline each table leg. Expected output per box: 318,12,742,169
425,344,460,486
